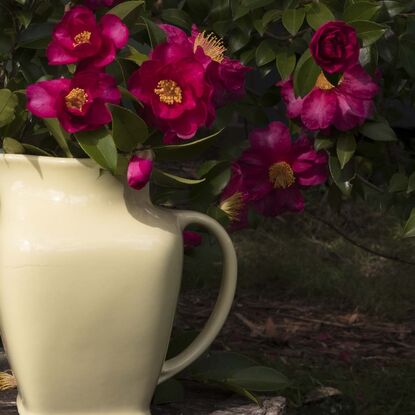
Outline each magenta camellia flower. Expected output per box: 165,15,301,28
127,155,153,190
47,6,128,68
238,122,328,217
278,65,379,131
83,0,122,9
160,24,250,106
310,21,360,74
26,70,121,133
128,42,215,143
183,231,203,249
219,164,249,230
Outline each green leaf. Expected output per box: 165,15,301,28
293,49,320,97
282,8,305,35
349,20,387,47
383,1,407,17
3,137,25,154
255,40,275,66
314,134,334,151
153,379,184,404
359,121,397,142
0,89,18,127
329,155,353,196
399,34,415,78
119,45,148,65
107,1,144,20
109,104,148,152
152,169,205,187
402,209,415,238
22,143,52,157
262,9,282,27
229,29,251,52
75,128,118,173
18,22,54,48
306,3,335,30
241,0,274,8
43,118,73,158
153,129,224,161
337,133,356,169
142,17,166,48
161,9,192,31
389,173,408,192
275,50,296,80
189,351,258,381
407,172,415,194
228,366,290,392
343,1,381,22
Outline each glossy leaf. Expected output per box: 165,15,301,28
314,135,334,151
359,121,397,142
389,173,408,192
329,155,353,196
0,89,18,127
22,143,52,156
153,129,224,161
3,137,25,154
152,169,205,187
306,3,335,30
228,366,290,392
107,1,144,20
293,49,320,97
350,20,387,47
337,133,356,169
75,128,118,173
402,209,415,238
142,17,166,48
276,50,296,80
343,1,381,22
255,40,275,66
282,8,305,35
109,104,148,152
161,9,193,31
43,118,73,158
407,172,415,194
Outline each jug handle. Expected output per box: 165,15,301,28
158,210,237,384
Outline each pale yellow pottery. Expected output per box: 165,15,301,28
0,154,237,415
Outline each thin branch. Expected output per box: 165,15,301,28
305,210,415,267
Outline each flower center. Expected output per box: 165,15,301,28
65,88,88,111
73,31,92,47
269,161,295,189
154,80,183,105
220,192,244,222
193,31,226,63
315,72,344,91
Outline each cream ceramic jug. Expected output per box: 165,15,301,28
0,154,237,415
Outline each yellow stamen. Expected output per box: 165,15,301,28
65,88,88,111
73,31,92,47
0,371,17,391
269,161,295,189
220,192,244,222
154,80,183,105
315,72,344,90
194,31,226,63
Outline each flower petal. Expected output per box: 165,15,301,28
26,79,71,118
100,14,129,49
301,89,337,131
46,41,78,65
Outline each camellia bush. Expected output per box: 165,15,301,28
0,0,414,241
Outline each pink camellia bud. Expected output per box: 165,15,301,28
127,156,153,190
183,231,203,249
